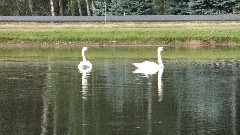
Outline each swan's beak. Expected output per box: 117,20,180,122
82,47,88,51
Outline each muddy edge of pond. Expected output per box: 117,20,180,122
0,39,238,50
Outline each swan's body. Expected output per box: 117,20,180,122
133,47,163,76
78,47,92,73
133,61,159,73
133,62,159,75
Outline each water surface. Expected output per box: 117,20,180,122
0,58,240,135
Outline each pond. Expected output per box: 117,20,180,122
0,57,240,135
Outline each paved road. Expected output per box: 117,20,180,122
0,15,240,22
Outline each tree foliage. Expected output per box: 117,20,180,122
188,0,240,15
92,0,107,16
93,0,155,16
169,0,189,15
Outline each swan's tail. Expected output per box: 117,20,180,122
133,61,151,69
132,63,142,69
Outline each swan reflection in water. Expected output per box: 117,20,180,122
78,67,91,133
81,72,91,99
158,67,163,102
133,67,164,102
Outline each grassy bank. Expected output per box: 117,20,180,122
0,22,240,48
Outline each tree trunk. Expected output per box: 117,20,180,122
59,0,63,16
86,0,91,16
50,0,55,16
77,0,83,16
28,0,34,15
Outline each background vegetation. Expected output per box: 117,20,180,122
1,0,240,16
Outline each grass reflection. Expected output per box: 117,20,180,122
1,47,240,59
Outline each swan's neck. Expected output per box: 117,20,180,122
82,50,86,61
158,50,163,66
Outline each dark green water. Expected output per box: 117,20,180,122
0,58,240,135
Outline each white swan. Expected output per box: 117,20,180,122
133,47,164,76
78,47,92,73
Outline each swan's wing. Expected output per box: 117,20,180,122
133,63,142,69
85,61,92,67
133,61,152,68
79,61,92,67
133,61,158,69
143,61,158,67
78,61,92,73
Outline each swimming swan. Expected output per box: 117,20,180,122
133,47,164,75
78,47,92,73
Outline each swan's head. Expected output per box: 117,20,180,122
82,47,88,52
158,47,163,52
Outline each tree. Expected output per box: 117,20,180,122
0,0,33,15
107,0,155,15
92,0,107,16
109,0,131,15
131,0,155,15
59,0,64,15
77,0,83,16
86,0,91,15
234,2,240,13
67,0,77,15
188,0,240,15
28,0,34,15
0,0,51,16
0,0,9,15
154,0,169,15
169,0,189,15
33,0,51,15
50,0,56,16
67,0,93,16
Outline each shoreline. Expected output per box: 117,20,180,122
0,39,238,50
0,22,240,59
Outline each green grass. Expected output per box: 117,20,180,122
1,21,240,43
1,28,240,43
